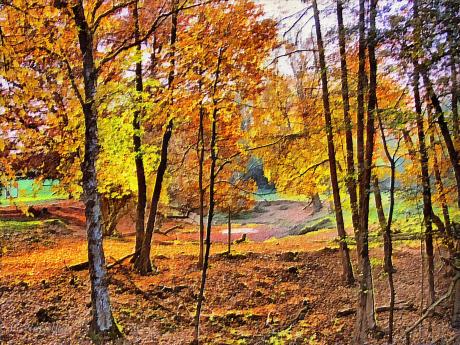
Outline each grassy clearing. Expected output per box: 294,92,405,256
0,179,66,206
0,219,45,232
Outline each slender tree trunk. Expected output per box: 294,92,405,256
193,48,224,345
312,0,354,285
197,77,205,269
227,208,231,255
373,176,387,233
355,0,378,340
385,162,396,345
134,0,178,275
135,120,173,274
449,34,459,139
413,66,436,306
311,192,322,212
453,271,460,328
377,116,396,344
70,1,118,336
427,104,453,242
402,129,417,160
420,69,460,208
132,0,147,262
336,0,359,233
356,0,367,202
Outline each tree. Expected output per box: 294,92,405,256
312,0,354,285
354,0,378,340
134,0,178,275
67,1,119,336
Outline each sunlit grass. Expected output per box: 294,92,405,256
0,179,66,207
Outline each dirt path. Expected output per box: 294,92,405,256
1,199,337,244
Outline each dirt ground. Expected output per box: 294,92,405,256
0,200,458,344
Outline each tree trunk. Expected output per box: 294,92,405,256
427,104,453,247
132,0,147,261
413,65,436,306
197,78,205,269
312,0,354,285
449,33,459,139
420,69,460,208
372,176,387,233
134,120,173,274
311,192,322,212
193,48,224,345
227,208,231,255
336,0,359,233
453,271,460,328
134,0,177,275
71,1,118,336
377,115,397,344
354,0,377,340
193,108,217,344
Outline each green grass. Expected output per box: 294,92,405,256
0,179,66,206
0,219,45,232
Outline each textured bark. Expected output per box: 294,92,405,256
427,104,453,245
311,192,322,212
312,0,354,285
402,129,417,160
132,0,147,261
134,1,177,274
449,33,459,139
227,209,231,254
377,116,396,344
336,0,359,233
101,195,130,237
197,78,205,269
134,120,173,274
372,176,386,233
453,271,460,328
421,69,460,208
71,1,118,336
413,66,436,306
354,0,377,341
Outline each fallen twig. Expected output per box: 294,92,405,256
68,251,137,271
156,224,183,236
405,276,459,345
107,251,138,269
337,301,415,317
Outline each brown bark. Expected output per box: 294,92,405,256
354,0,377,340
377,115,397,344
132,0,147,262
193,49,224,343
453,270,460,328
420,69,460,208
372,176,387,233
197,77,205,269
427,104,453,243
311,192,322,212
413,65,436,305
312,0,354,286
227,208,231,255
134,120,173,274
70,1,118,336
336,0,359,233
101,195,130,237
134,0,178,274
449,33,459,139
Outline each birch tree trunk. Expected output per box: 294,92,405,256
71,1,118,336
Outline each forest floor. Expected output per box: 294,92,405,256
0,200,458,344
